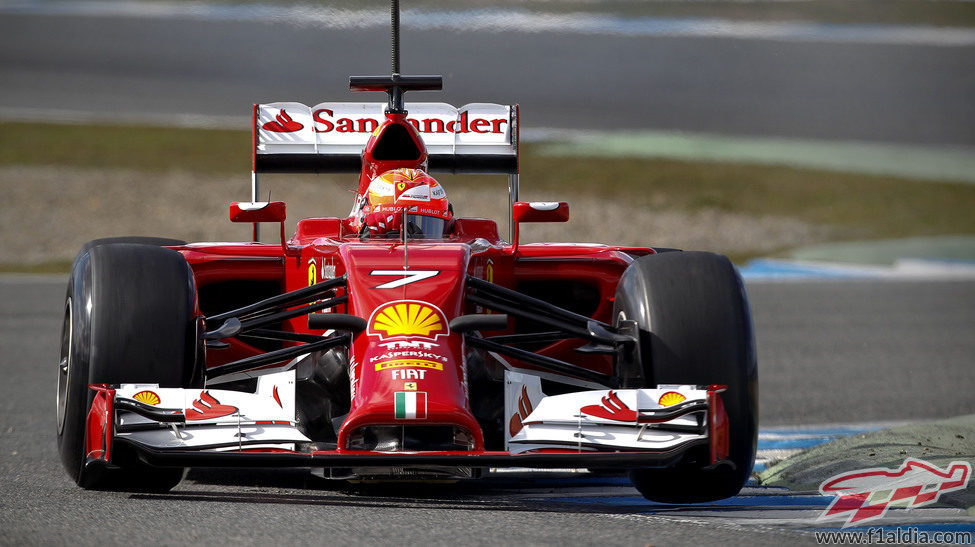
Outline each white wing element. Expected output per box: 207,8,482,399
114,370,309,451
507,385,711,454
257,102,515,156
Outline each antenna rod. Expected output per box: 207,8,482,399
402,207,409,269
349,1,442,113
391,0,400,74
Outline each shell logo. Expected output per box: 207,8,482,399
658,391,686,407
133,390,161,406
368,300,448,341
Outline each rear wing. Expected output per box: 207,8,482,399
253,102,519,175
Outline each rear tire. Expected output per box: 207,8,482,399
614,251,758,503
57,243,199,491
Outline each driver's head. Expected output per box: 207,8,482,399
358,168,451,239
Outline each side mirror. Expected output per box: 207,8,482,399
512,201,569,224
511,201,569,253
229,201,287,224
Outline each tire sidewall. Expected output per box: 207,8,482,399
57,252,95,483
614,251,758,502
58,243,198,489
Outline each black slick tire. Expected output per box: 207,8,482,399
70,236,185,272
57,243,199,491
613,251,758,503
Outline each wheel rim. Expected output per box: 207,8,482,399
56,297,71,435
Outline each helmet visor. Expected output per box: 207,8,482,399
404,215,445,239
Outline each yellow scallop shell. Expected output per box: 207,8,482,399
372,302,444,338
658,391,686,407
133,390,161,406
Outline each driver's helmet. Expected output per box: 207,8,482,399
356,168,452,239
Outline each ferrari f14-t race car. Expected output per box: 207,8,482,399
56,13,757,503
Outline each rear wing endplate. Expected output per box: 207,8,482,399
253,102,519,175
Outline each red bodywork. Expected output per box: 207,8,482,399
184,113,642,453
80,107,731,475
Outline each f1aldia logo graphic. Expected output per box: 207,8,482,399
262,109,304,133
818,458,971,527
368,300,449,341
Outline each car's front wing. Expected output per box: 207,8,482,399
84,372,729,474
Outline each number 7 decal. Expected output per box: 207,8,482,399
370,270,439,289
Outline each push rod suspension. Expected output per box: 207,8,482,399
466,335,615,387
207,276,346,324
466,276,617,335
207,334,351,379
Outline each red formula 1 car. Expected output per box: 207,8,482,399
56,13,756,503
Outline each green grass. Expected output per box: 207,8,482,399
0,122,250,175
3,121,975,271
517,148,975,241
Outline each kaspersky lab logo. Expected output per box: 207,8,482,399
367,300,449,341
818,458,971,527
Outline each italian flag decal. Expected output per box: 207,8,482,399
394,391,427,419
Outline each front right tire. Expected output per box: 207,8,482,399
613,251,758,503
58,243,200,491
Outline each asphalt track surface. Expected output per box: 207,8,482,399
1,276,973,544
2,9,974,544
1,11,974,145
